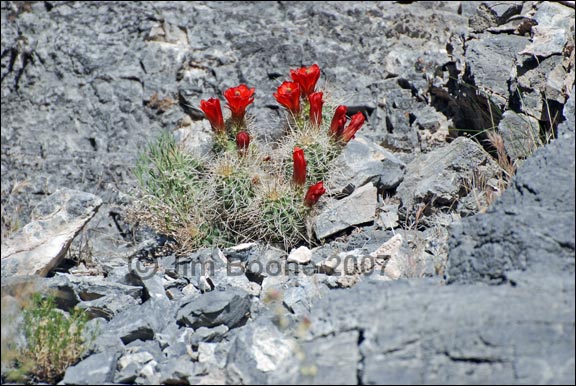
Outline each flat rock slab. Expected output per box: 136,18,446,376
177,288,251,329
498,110,540,161
314,183,378,240
329,134,405,192
62,351,118,385
270,277,575,385
396,136,499,211
465,33,530,106
1,188,102,278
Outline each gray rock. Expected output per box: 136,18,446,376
115,350,156,384
465,34,529,107
281,274,329,316
376,204,399,230
329,134,405,193
177,288,251,329
226,317,297,385
414,105,451,152
157,356,197,385
101,298,173,347
272,277,574,385
61,351,117,385
128,259,169,304
482,1,523,23
379,83,423,153
532,1,575,31
245,246,287,280
447,115,575,284
77,293,141,320
178,248,261,296
1,188,102,277
469,1,523,31
46,273,142,314
521,25,571,58
314,183,378,240
174,120,214,158
189,325,229,348
498,111,541,161
396,136,500,216
558,86,575,137
516,55,567,109
271,330,360,385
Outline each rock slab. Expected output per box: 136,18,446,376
314,183,378,240
1,188,102,277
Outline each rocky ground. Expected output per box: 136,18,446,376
1,1,575,384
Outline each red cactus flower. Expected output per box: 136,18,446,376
340,112,366,143
309,92,324,127
274,81,301,115
199,98,225,133
292,147,307,186
304,181,326,207
290,64,321,99
236,131,250,151
224,84,255,123
329,105,348,138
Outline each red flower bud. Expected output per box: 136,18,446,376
224,84,255,123
199,98,225,133
329,105,347,138
309,92,324,127
274,81,301,115
236,131,250,151
304,181,326,207
340,112,365,143
292,147,307,186
290,64,321,99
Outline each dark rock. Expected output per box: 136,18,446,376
396,136,500,217
516,55,567,112
61,351,118,385
77,293,140,320
271,277,574,385
469,2,523,31
100,298,173,347
465,34,530,107
177,288,251,329
46,273,142,314
447,111,575,285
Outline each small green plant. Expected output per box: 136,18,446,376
4,294,92,384
130,64,367,253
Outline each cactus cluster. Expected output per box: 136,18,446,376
131,64,366,253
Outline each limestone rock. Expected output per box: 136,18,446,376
314,183,378,240
1,188,102,277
